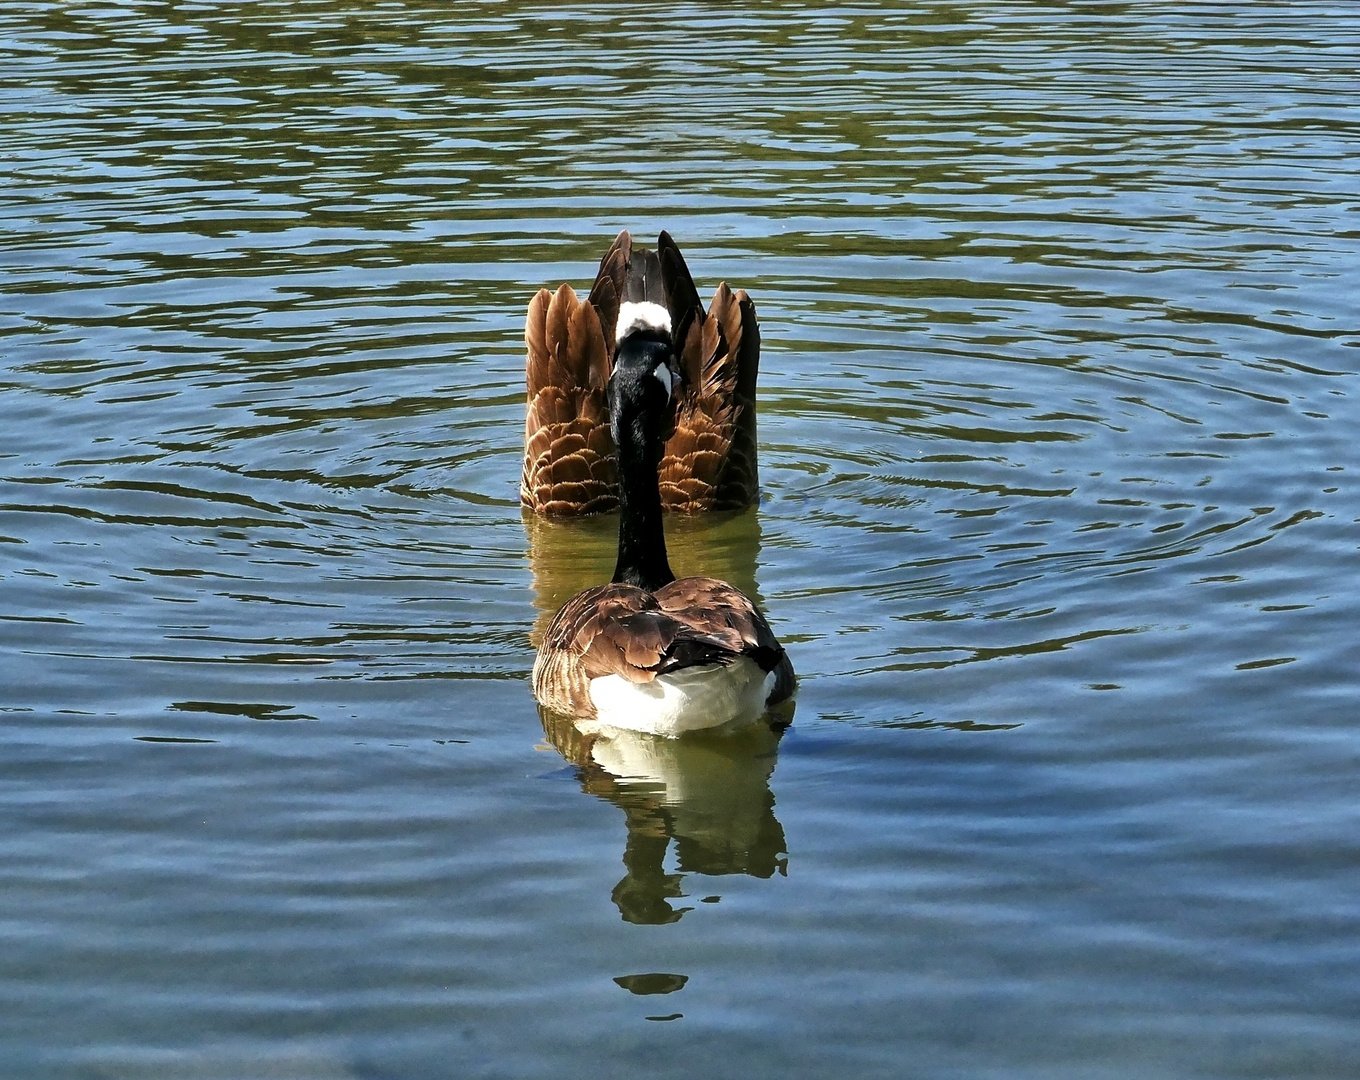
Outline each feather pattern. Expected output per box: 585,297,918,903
521,231,763,515
531,577,794,721
521,283,617,515
659,282,761,511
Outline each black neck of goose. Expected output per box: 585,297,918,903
611,367,675,593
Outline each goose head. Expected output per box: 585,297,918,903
608,300,681,450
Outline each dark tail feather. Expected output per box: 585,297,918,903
625,246,666,309
655,638,738,674
657,230,705,358
588,230,632,364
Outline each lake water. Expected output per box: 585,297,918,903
3,2,1359,1076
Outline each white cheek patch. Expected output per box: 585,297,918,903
615,300,672,344
651,364,672,399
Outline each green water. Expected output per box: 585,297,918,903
3,2,1359,1077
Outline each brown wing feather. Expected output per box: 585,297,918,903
659,284,760,512
654,577,777,655
657,576,795,705
532,577,794,719
708,284,761,509
522,283,617,515
533,584,670,718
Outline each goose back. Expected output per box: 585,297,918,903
531,576,795,724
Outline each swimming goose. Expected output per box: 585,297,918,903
521,230,761,516
532,302,794,736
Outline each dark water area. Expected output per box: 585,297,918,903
3,2,1359,1076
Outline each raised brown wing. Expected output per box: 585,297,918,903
525,231,761,516
522,282,617,515
659,284,761,512
709,283,761,508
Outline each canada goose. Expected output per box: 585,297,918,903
521,230,760,516
532,302,794,736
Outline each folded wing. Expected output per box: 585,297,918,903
532,577,793,719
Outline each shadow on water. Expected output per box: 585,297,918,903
539,706,792,925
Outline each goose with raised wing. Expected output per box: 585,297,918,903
521,230,761,516
532,302,793,735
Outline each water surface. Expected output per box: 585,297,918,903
3,2,1359,1077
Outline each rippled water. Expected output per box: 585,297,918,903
4,2,1359,1076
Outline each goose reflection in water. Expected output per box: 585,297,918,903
526,506,792,923
540,706,791,924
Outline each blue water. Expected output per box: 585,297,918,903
3,2,1359,1076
